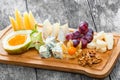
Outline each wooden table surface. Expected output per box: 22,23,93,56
0,0,120,80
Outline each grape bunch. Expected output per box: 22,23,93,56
65,21,94,48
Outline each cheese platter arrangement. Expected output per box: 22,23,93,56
0,9,120,78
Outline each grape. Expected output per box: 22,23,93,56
65,33,73,41
72,39,80,47
86,31,93,37
78,21,88,34
84,35,93,43
81,38,88,48
72,30,81,39
88,28,94,34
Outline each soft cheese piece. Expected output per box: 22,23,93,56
96,39,107,48
104,34,114,50
45,37,56,49
87,41,96,49
52,42,63,59
96,46,107,53
51,23,60,38
42,19,52,39
95,31,105,40
39,45,51,58
57,23,69,42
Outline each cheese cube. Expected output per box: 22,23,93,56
96,39,107,48
96,46,107,53
95,31,105,40
87,42,96,49
39,45,51,58
104,34,114,50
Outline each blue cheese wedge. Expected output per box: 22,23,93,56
52,42,63,59
45,37,56,49
39,45,51,58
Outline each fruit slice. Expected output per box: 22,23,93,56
9,17,18,31
15,9,24,30
29,11,36,30
23,12,31,30
2,30,32,54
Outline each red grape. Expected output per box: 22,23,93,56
88,28,94,34
78,21,88,34
72,39,80,47
81,38,88,48
65,33,73,41
84,35,93,43
72,30,81,39
86,32,93,37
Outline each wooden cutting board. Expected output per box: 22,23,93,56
0,25,120,78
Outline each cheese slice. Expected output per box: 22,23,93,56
104,34,114,50
43,19,52,39
51,23,60,38
57,23,69,42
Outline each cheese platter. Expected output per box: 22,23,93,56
0,9,120,78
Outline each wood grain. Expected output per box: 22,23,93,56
0,26,120,78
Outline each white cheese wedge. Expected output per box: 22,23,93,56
87,41,96,49
51,23,60,38
104,34,114,50
96,39,107,48
57,23,69,42
42,19,52,39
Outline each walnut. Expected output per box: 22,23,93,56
78,50,102,67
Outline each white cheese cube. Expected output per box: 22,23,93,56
96,39,107,48
52,43,63,59
87,42,96,49
104,34,114,50
95,31,105,40
96,46,107,53
39,45,51,58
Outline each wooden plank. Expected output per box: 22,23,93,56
0,0,37,80
87,0,120,80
